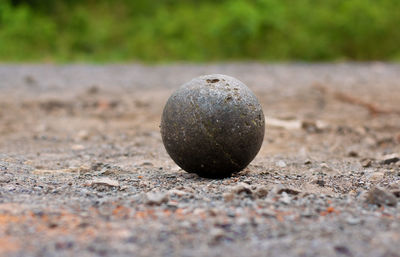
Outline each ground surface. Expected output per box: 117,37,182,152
0,63,399,257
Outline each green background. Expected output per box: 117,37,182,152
1,0,399,62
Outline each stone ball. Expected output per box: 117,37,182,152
161,74,265,178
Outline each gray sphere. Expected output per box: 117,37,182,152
161,74,265,178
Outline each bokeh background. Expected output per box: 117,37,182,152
1,0,399,62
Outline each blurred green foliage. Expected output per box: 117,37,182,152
0,0,399,62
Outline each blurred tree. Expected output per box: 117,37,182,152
0,0,399,61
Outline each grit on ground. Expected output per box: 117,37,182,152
0,64,399,257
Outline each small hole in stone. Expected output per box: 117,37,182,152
206,79,220,83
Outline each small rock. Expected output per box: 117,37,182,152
277,188,301,195
320,163,329,169
226,210,235,217
208,208,219,217
254,187,269,198
280,192,291,204
166,201,179,209
346,217,361,225
78,165,91,173
209,228,226,243
301,210,314,218
141,161,153,166
347,151,359,157
71,144,85,151
364,137,377,147
91,162,105,171
87,85,99,94
366,187,397,206
276,160,287,168
354,126,367,136
168,189,188,197
223,192,235,202
24,75,36,85
193,208,206,216
0,176,11,183
301,120,323,133
90,163,124,175
89,177,119,188
334,245,352,256
304,159,312,165
381,155,399,165
76,130,90,141
361,159,372,168
231,183,252,195
145,192,169,205
314,179,325,187
243,179,252,185
391,190,400,198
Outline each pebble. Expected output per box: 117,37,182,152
314,179,325,187
280,192,292,205
89,177,119,188
209,228,226,243
276,160,287,168
320,163,330,169
364,137,377,147
334,245,352,256
145,192,169,205
346,217,361,225
168,189,188,197
71,144,85,151
231,183,252,195
361,159,372,168
381,155,399,165
347,151,359,157
301,120,322,133
277,188,301,195
76,130,90,141
254,187,269,198
301,211,314,218
391,190,400,198
193,208,206,216
166,201,179,209
223,192,235,202
0,176,11,183
304,159,312,165
366,187,397,206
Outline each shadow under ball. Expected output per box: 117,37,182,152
161,74,265,178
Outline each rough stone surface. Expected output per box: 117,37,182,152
161,74,265,178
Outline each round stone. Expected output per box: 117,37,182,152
161,74,265,178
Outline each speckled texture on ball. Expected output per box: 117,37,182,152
161,74,265,178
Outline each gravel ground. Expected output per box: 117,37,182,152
0,63,399,257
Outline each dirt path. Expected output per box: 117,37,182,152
0,63,399,257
